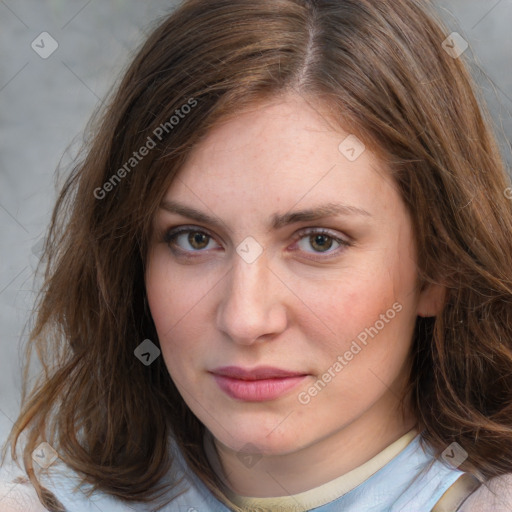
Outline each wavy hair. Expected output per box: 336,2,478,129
3,0,512,510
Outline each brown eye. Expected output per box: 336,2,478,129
292,228,351,260
164,227,220,253
188,231,210,250
296,231,341,254
309,234,334,252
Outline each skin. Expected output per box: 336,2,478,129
145,92,445,497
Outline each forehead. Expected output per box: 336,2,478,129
163,94,401,223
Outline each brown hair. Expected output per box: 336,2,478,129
3,0,512,510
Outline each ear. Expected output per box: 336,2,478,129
416,282,446,318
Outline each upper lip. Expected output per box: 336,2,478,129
210,366,307,380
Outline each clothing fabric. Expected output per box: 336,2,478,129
3,430,476,511
169,429,471,512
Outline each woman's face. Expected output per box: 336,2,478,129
146,93,440,457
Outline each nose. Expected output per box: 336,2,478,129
216,251,288,345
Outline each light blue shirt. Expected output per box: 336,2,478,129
28,433,466,511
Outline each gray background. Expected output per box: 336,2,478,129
0,0,511,449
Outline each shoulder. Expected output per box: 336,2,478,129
459,474,512,512
0,476,48,512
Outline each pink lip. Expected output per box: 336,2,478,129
210,366,308,402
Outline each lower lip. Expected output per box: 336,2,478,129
212,374,308,402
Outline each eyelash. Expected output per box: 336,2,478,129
163,225,352,261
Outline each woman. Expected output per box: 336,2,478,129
2,0,512,510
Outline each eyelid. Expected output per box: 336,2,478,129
292,226,351,244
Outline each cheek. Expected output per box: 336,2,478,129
336,251,418,372
145,259,176,335
145,248,213,333
145,250,215,376
292,265,404,352
298,245,417,362
145,252,185,360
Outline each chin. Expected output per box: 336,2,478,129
213,423,306,456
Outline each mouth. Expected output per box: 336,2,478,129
209,366,309,402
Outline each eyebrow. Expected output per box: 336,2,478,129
159,199,372,231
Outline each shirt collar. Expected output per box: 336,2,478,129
202,428,419,511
